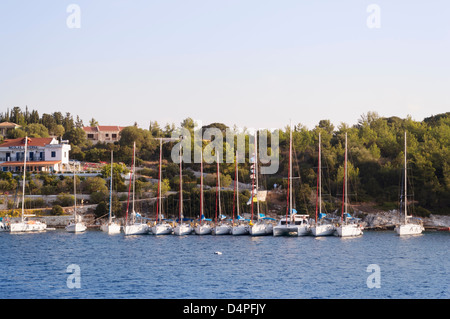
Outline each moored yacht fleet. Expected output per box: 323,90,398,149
1,130,425,237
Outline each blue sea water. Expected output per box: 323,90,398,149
0,230,448,299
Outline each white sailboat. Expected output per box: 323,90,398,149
194,145,212,235
100,150,121,234
232,151,249,236
310,132,335,237
212,152,231,235
394,131,424,236
151,138,174,235
123,142,149,235
65,168,87,233
9,136,47,232
249,131,273,236
173,141,193,236
273,125,309,236
334,133,363,237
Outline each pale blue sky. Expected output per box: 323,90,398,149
1,0,449,130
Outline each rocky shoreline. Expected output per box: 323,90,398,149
359,210,450,230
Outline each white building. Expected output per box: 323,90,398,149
0,137,71,173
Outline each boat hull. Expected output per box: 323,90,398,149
151,223,173,235
311,224,335,237
212,224,231,235
10,221,47,232
394,224,424,236
334,224,363,237
173,224,193,236
194,224,212,235
249,223,273,236
273,225,298,236
65,222,87,233
123,223,149,235
231,224,249,235
100,222,121,234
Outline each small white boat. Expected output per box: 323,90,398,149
310,133,335,237
123,221,149,235
173,140,193,236
194,223,212,235
151,222,173,235
66,166,86,233
394,132,424,236
173,223,193,236
65,221,87,233
334,133,363,238
193,148,211,236
273,127,309,237
101,150,121,235
151,138,179,236
231,222,249,235
9,137,47,233
395,221,424,236
212,223,232,235
335,223,363,237
249,220,273,236
10,219,47,232
123,143,148,236
100,222,121,234
311,223,335,237
230,153,249,236
273,213,310,236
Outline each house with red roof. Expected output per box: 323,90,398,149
0,137,71,173
0,121,21,138
82,125,125,144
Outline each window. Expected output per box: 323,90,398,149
51,151,56,158
112,134,117,138
87,134,94,139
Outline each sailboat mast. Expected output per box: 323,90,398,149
74,167,77,222
319,133,322,216
344,132,348,219
289,125,293,218
21,136,28,222
233,150,239,223
200,145,204,223
157,138,162,222
315,132,321,224
404,131,407,225
132,142,136,213
255,131,260,220
341,133,348,224
217,152,222,219
179,142,184,224
109,150,113,223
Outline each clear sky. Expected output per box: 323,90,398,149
0,0,449,131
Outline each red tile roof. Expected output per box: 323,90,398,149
0,122,21,128
0,137,54,147
82,126,125,133
0,160,61,167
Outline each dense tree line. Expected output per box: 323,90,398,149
1,107,449,217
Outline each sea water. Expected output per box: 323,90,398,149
0,230,448,299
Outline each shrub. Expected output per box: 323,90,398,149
51,205,64,216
